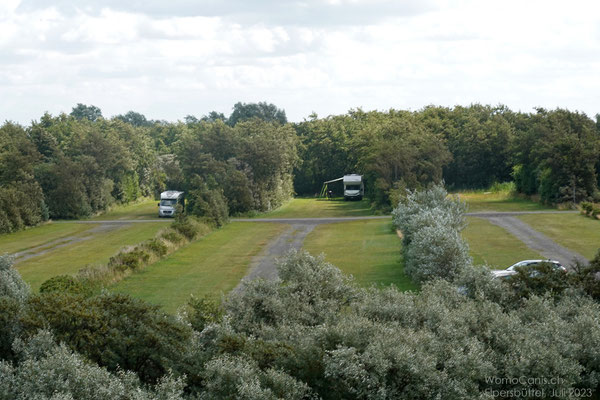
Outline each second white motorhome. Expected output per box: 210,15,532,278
343,174,364,200
158,191,184,217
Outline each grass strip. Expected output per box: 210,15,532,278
256,197,375,218
303,219,418,291
112,222,287,313
458,191,554,212
16,222,166,291
517,213,600,260
462,216,542,269
0,222,96,255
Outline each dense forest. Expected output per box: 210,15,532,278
1,102,599,232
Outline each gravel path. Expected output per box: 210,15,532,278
478,215,587,267
465,211,579,217
238,224,316,287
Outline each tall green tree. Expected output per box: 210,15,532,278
228,101,287,126
70,103,103,122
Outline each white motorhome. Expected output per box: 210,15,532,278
343,174,364,200
158,191,184,217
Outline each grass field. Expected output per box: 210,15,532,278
458,191,554,212
303,220,417,291
518,213,600,260
112,222,287,312
89,198,160,220
462,217,542,269
260,197,375,218
15,222,165,291
0,222,96,254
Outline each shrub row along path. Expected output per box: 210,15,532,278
233,210,585,283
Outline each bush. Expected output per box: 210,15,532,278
580,201,600,219
200,354,310,400
0,296,22,361
144,238,169,257
39,275,85,295
188,187,229,227
160,229,185,245
0,183,47,234
0,255,29,303
185,296,224,332
21,292,193,384
1,330,185,400
392,183,471,283
171,216,208,240
108,248,150,271
404,223,472,283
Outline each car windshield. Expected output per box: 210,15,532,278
346,185,361,190
160,199,177,206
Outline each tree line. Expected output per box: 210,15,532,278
2,102,599,233
0,102,295,233
295,105,600,209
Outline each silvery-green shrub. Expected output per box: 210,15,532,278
226,250,357,331
404,222,472,282
1,330,185,400
392,183,467,245
199,354,310,400
0,255,29,303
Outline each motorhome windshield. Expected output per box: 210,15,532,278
345,185,361,190
160,199,177,206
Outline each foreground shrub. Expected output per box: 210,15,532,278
185,296,224,332
4,251,600,397
207,252,600,399
0,255,29,303
0,296,22,361
39,275,85,295
0,330,185,400
21,292,193,384
200,354,311,400
227,251,357,331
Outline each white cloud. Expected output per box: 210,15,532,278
1,0,600,124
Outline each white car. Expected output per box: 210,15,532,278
491,260,566,279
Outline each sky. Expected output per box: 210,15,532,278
1,0,600,124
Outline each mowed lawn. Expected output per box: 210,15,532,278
458,191,554,212
89,198,160,220
15,222,165,291
303,219,417,291
261,197,375,218
112,222,287,313
462,217,542,269
518,213,600,259
0,222,96,254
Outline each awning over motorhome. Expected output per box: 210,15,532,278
323,177,344,184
